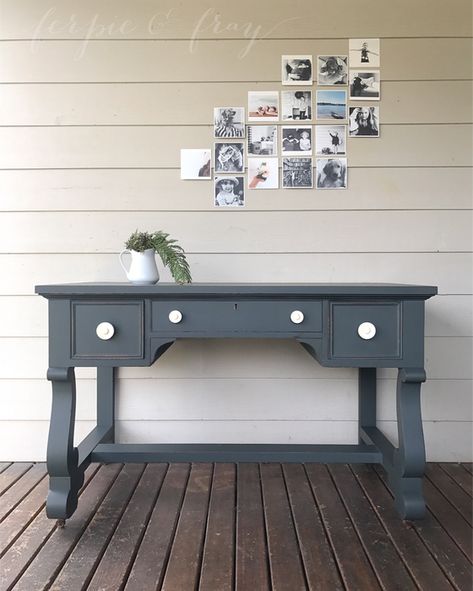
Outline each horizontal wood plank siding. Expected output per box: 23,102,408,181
0,0,471,461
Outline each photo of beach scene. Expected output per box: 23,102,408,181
316,90,347,121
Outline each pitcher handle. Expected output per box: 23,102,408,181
119,249,131,278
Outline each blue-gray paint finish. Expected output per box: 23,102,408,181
36,282,437,522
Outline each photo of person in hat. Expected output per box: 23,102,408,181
214,176,245,207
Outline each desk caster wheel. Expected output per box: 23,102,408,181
56,519,66,528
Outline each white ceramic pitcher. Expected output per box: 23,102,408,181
119,248,160,285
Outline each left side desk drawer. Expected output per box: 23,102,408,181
71,301,144,359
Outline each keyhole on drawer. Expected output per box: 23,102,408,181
234,303,238,310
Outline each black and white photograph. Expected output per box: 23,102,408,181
317,56,348,85
349,70,381,100
214,176,245,207
315,125,346,155
281,55,313,85
248,158,279,190
316,158,347,189
214,107,245,138
316,90,347,121
180,149,211,180
349,106,380,137
247,125,277,156
281,90,312,121
248,91,279,121
349,38,380,68
214,142,244,173
282,126,312,156
282,158,313,188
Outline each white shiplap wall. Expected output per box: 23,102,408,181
0,0,472,461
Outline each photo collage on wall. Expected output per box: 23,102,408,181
180,41,381,204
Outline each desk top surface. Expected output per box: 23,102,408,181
35,282,438,299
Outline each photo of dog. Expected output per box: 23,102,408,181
349,71,381,100
214,107,245,138
316,158,347,189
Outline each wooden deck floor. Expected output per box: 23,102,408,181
0,462,471,591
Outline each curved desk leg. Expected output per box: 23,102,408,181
46,367,84,521
391,367,427,520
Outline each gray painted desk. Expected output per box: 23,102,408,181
36,282,437,522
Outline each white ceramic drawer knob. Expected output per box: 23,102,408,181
290,310,304,324
169,310,183,324
96,322,115,340
358,322,376,340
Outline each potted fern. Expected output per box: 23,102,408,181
119,230,192,285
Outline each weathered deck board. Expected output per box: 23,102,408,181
282,463,343,591
305,463,381,591
0,462,470,591
423,478,472,560
199,463,236,591
352,464,457,591
0,463,46,522
371,464,472,591
160,463,213,591
260,463,307,591
328,464,417,591
47,464,145,591
235,463,271,591
426,464,472,525
0,463,32,496
124,463,189,591
0,463,105,590
0,477,49,557
439,463,473,497
87,463,168,591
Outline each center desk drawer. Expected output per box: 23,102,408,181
71,301,144,359
152,300,322,333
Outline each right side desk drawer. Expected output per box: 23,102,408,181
329,302,402,360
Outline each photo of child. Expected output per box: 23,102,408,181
214,176,245,207
315,125,347,155
281,91,312,121
281,126,312,156
317,56,348,85
349,39,380,68
349,106,380,137
248,91,279,121
214,143,244,173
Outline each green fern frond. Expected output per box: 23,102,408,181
124,230,192,284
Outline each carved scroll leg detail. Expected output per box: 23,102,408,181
46,367,84,520
391,367,427,520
